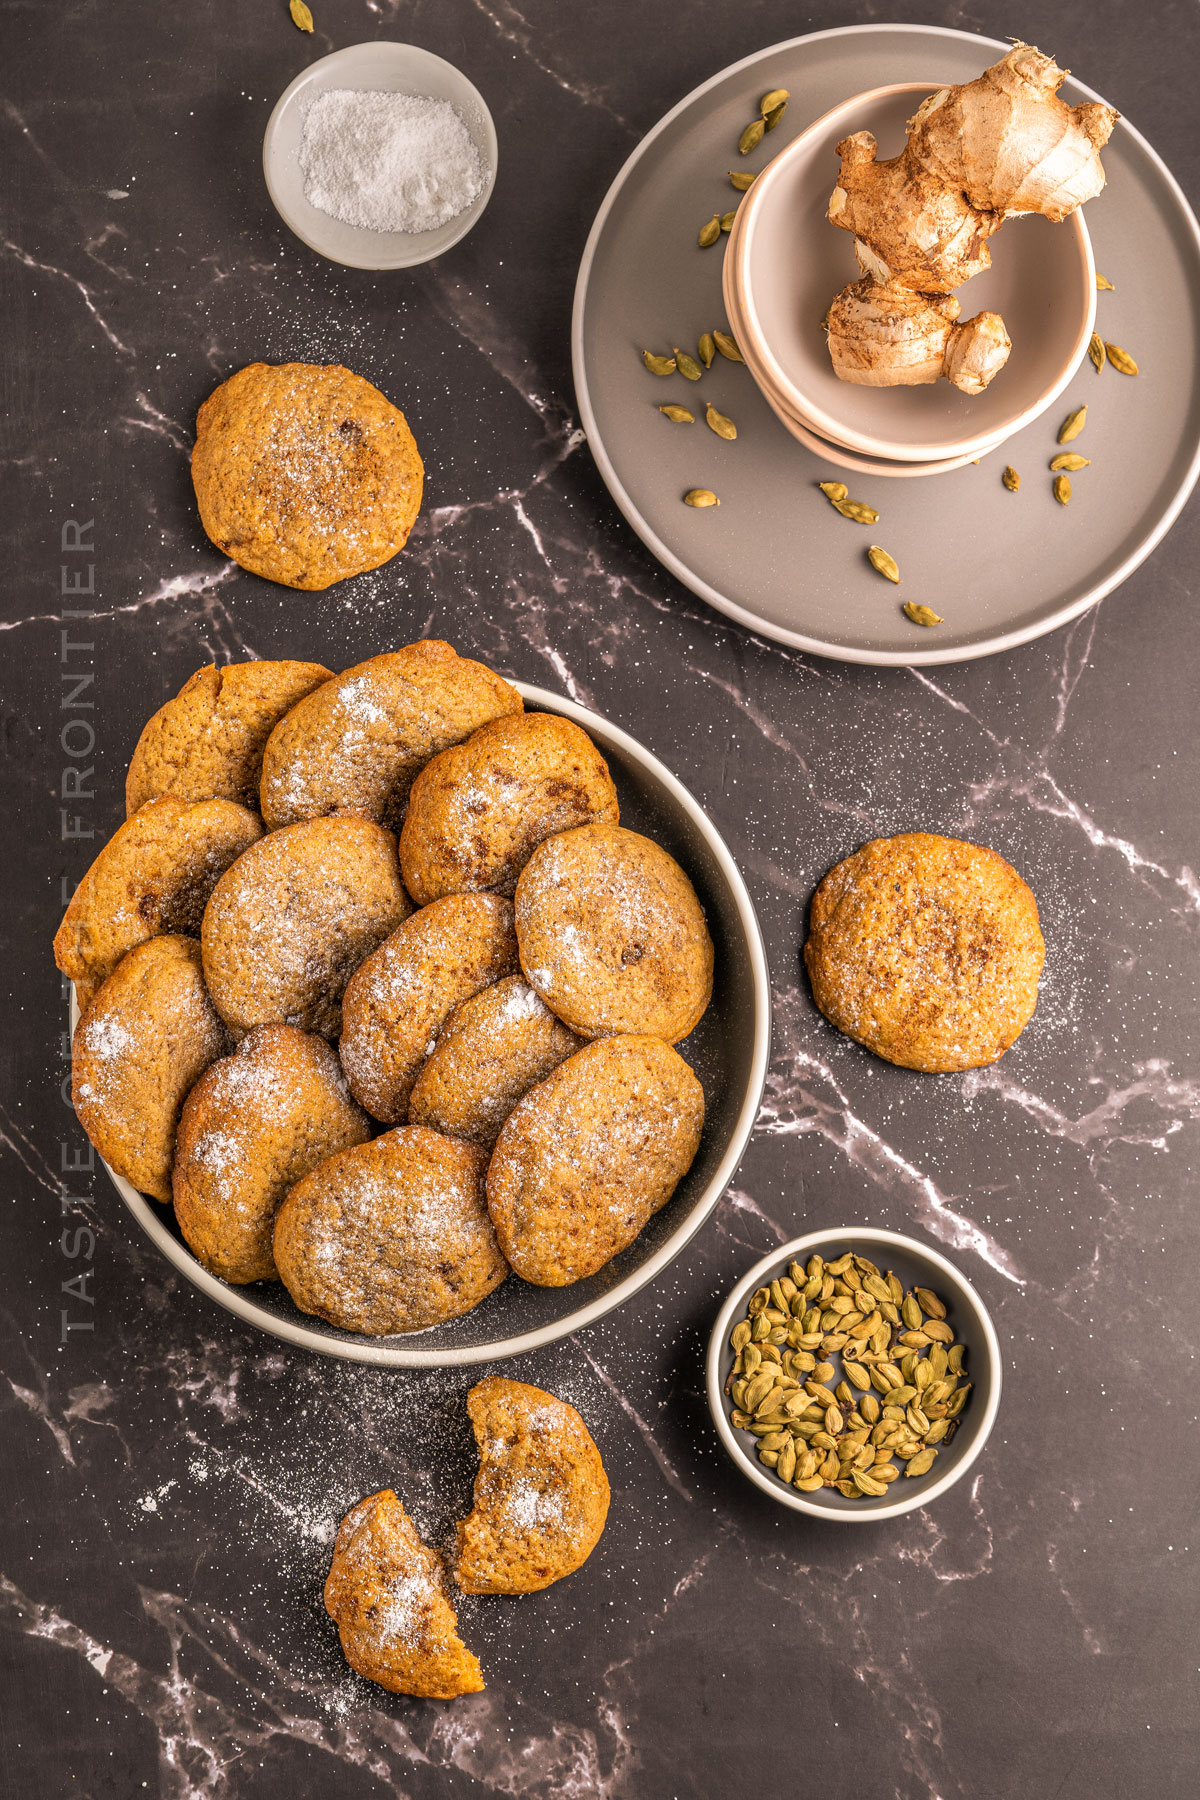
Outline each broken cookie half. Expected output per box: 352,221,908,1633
454,1377,610,1595
324,1489,483,1699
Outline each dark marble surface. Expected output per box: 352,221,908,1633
3,2,1198,1794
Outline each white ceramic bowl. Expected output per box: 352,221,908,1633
74,684,770,1368
731,83,1096,461
706,1227,1001,1521
263,42,497,269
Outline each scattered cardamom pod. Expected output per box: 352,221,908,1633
728,169,755,191
1096,273,1115,290
1054,473,1072,506
763,102,787,132
738,118,765,155
705,402,737,440
698,332,716,368
720,210,737,232
1058,406,1087,443
868,545,900,582
1105,342,1139,375
1050,453,1090,472
289,0,314,29
831,498,879,524
674,347,703,381
642,350,676,376
818,480,848,503
1088,332,1106,373
712,329,744,364
658,405,695,423
1002,465,1020,492
759,88,789,115
683,488,719,507
902,603,942,627
698,214,721,248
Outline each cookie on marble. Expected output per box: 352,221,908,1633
191,362,424,591
454,1378,609,1595
803,831,1045,1073
486,1034,705,1286
173,1024,372,1284
200,816,409,1040
125,659,331,814
339,893,519,1123
514,823,713,1042
407,976,581,1150
72,935,231,1202
273,1125,507,1335
325,1489,484,1699
259,639,523,833
54,796,263,1011
399,711,620,905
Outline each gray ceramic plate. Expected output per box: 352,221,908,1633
73,685,770,1368
572,24,1200,665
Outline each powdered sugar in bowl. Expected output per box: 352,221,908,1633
264,43,497,270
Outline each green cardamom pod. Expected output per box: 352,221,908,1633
705,402,737,440
902,602,942,627
818,480,848,503
832,499,879,524
720,210,737,232
1049,453,1090,471
1088,332,1106,373
712,330,744,364
673,347,703,381
641,350,676,376
698,332,716,367
1002,465,1020,492
868,545,900,582
698,214,721,248
683,488,719,508
738,117,765,155
1096,272,1115,290
1105,342,1138,375
658,405,694,423
1057,406,1087,443
763,101,787,132
728,169,755,191
1054,473,1072,505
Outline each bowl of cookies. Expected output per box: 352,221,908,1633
58,640,770,1366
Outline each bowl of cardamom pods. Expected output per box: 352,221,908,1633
706,1227,1001,1520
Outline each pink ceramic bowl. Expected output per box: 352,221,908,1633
729,82,1096,462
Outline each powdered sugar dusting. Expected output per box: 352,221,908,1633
300,90,487,235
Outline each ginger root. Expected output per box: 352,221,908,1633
827,280,1011,393
823,44,1116,392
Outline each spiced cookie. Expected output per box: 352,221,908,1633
803,832,1045,1073
399,712,620,905
259,640,522,832
72,936,231,1202
486,1034,704,1286
408,976,581,1150
274,1126,507,1335
125,659,331,813
54,796,263,1011
454,1378,609,1595
515,824,713,1042
191,362,423,590
325,1490,483,1699
201,816,409,1040
339,893,519,1123
173,1024,372,1284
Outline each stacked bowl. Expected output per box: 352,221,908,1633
723,84,1097,478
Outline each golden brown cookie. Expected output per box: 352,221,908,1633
259,640,523,832
454,1378,609,1594
486,1034,704,1286
54,797,263,1011
173,1024,372,1284
274,1126,507,1335
72,936,231,1202
339,893,519,1123
514,823,713,1042
125,660,331,814
201,816,409,1040
399,712,620,905
325,1490,483,1699
803,832,1045,1072
408,976,581,1150
191,362,423,591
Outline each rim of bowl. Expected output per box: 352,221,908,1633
732,82,1097,460
262,42,498,270
723,204,1012,478
705,1226,1003,1520
75,681,772,1368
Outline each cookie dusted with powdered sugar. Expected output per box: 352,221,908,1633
454,1378,609,1594
803,832,1044,1072
325,1490,484,1698
191,363,423,591
514,823,713,1042
486,1033,704,1286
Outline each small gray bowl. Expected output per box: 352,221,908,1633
706,1227,1001,1521
263,42,497,269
